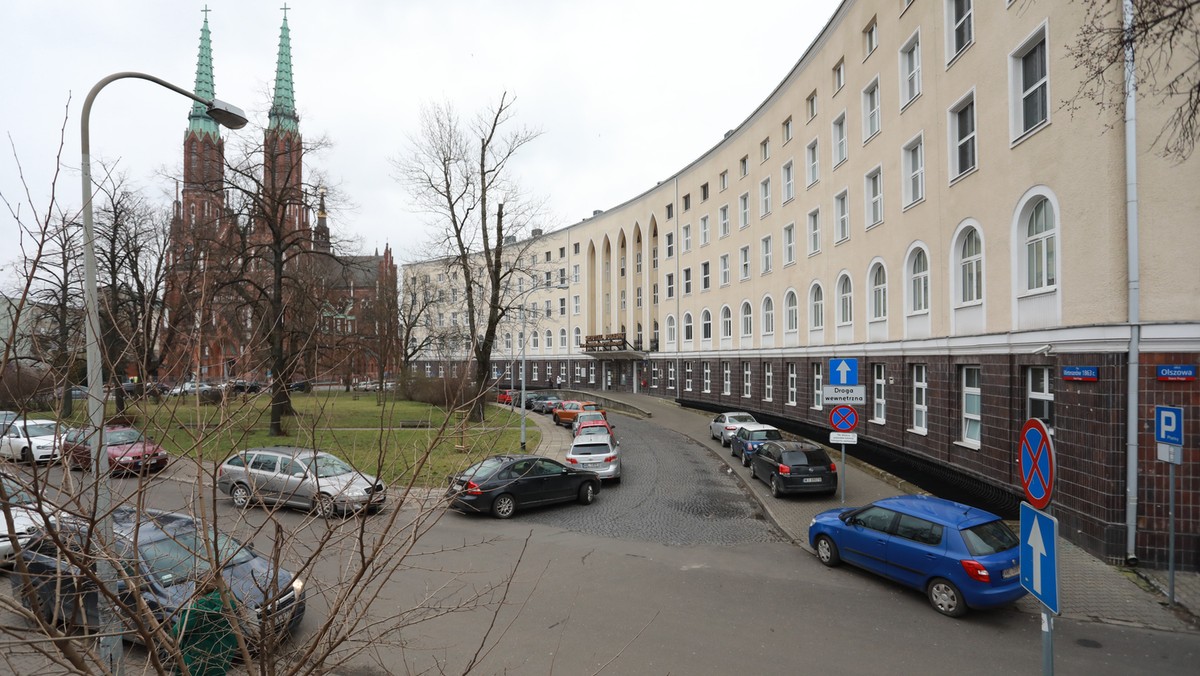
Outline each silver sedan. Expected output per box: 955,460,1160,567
708,412,758,446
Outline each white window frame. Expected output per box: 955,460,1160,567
782,161,795,202
760,177,772,216
961,365,981,447
912,364,928,433
783,223,796,265
865,167,884,227
1010,23,1049,142
833,60,845,92
720,254,730,286
700,215,710,245
1028,365,1055,430
813,362,824,410
701,309,712,339
785,290,799,332
808,208,822,254
832,112,848,166
806,91,818,120
719,205,730,237
742,362,752,398
834,191,849,242
722,361,731,395
947,0,974,63
864,19,878,57
958,227,983,305
764,363,774,401
740,301,753,338
787,363,798,405
862,78,881,141
806,139,820,187
665,232,675,258
760,138,771,162
783,116,793,143
910,248,930,314
949,89,977,179
701,261,711,291
872,363,886,422
682,224,692,252
683,267,692,295
684,361,693,391
760,236,773,275
703,362,712,392
899,29,922,108
721,306,733,338
837,275,853,326
720,171,729,191
903,133,925,207
739,246,751,280
762,296,775,335
739,192,750,228
870,264,888,321
1025,196,1057,292
811,285,825,329
666,273,675,299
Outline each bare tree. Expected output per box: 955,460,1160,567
395,93,545,421
23,211,85,416
1067,0,1200,159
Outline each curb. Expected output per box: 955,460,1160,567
1133,569,1200,627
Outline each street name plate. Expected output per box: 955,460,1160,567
830,432,858,444
823,385,866,404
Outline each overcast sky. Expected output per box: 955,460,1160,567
1,0,841,274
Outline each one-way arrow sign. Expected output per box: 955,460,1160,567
829,358,858,385
1019,502,1060,614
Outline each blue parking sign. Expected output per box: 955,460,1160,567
1155,406,1184,446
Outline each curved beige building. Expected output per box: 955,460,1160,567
407,0,1200,570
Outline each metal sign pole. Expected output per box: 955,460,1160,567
1169,462,1176,607
840,443,846,504
1043,504,1055,676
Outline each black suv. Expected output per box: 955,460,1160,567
13,507,306,642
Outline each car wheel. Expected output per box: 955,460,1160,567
741,453,751,468
231,483,252,509
928,578,968,617
730,444,737,458
711,428,717,440
553,414,561,426
315,493,337,519
722,436,730,447
815,535,841,567
577,482,596,505
19,447,29,463
770,475,783,498
492,493,517,518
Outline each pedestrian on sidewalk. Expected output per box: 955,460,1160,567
556,375,563,390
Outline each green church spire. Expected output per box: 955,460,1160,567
268,7,299,133
188,8,221,139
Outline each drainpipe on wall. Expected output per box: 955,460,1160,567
1123,0,1142,566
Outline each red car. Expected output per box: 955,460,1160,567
63,426,169,475
574,417,616,438
496,389,515,405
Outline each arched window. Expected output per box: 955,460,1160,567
740,301,753,337
762,296,775,334
960,228,982,304
785,291,799,331
504,332,513,350
721,306,733,338
810,285,825,329
544,330,552,350
531,332,539,348
1026,197,1055,290
559,328,568,348
683,312,694,341
573,327,582,346
701,309,713,340
870,264,887,320
910,250,929,312
666,315,677,343
837,276,853,325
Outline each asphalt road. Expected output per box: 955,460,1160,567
2,415,1198,674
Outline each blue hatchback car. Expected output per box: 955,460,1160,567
808,494,1026,617
730,424,783,467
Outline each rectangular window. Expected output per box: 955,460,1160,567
904,136,924,206
574,242,581,255
684,362,693,391
783,117,793,142
668,362,676,388
783,223,796,264
806,140,820,186
701,261,711,290
739,193,750,228
787,363,798,405
666,203,674,220
700,215,710,245
760,178,772,215
835,191,849,241
743,362,752,397
950,0,973,59
873,363,887,422
813,362,824,409
573,295,581,315
701,182,710,201
951,93,977,177
832,114,847,166
1028,366,1055,429
651,364,660,388
682,224,692,252
683,193,691,211
739,246,751,280
720,254,730,285
900,32,921,106
808,208,822,254
912,364,928,433
864,20,878,56
760,138,770,161
719,205,730,237
761,236,773,274
637,287,643,307
665,232,675,258
573,264,580,283
961,365,981,446
722,361,731,395
863,81,881,140
683,267,692,295
833,59,845,92
782,161,795,202
666,273,675,299
739,155,749,177
589,362,596,384
764,363,774,401
1017,34,1048,134
720,171,729,191
703,362,712,392
865,169,883,226
806,91,818,120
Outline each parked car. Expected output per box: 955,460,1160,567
287,379,313,393
731,424,784,466
749,440,837,497
355,380,379,392
0,419,63,463
808,494,1026,617
169,381,214,397
553,401,606,428
709,412,758,446
565,434,621,482
532,395,562,413
575,417,615,438
446,455,599,519
522,393,551,409
0,411,17,426
496,389,515,405
62,426,169,475
225,379,262,394
0,472,56,562
216,447,386,517
15,506,306,640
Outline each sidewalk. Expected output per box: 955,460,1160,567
534,389,1199,632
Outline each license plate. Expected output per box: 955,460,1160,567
583,463,601,469
803,477,822,483
452,482,464,491
1002,566,1018,579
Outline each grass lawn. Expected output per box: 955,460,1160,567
34,391,540,486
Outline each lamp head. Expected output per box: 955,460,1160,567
206,99,248,129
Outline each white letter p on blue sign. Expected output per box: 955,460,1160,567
1155,406,1183,446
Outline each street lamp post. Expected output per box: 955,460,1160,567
80,71,246,673
516,283,568,452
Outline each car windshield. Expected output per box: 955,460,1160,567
106,430,143,445
781,450,828,465
300,454,353,478
750,429,783,441
572,443,608,456
961,520,1020,556
0,476,36,506
23,424,58,437
462,457,507,480
138,528,255,587
730,414,755,423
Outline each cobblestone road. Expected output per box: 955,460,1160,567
521,412,786,546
